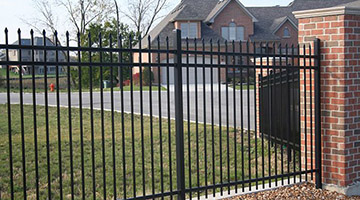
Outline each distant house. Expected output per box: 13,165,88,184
8,37,66,75
0,51,5,69
135,0,358,85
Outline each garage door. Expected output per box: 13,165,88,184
161,57,219,85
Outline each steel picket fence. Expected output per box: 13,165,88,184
0,29,321,200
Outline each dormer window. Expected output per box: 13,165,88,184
221,22,244,41
181,22,198,39
283,27,290,38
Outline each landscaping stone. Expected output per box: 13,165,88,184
226,183,360,200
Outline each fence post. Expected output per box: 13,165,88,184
314,38,322,189
173,29,185,200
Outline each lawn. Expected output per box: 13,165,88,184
229,84,255,90
0,104,295,199
0,85,167,93
0,69,60,79
0,69,16,78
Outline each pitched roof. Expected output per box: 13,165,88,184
139,21,226,48
247,6,293,41
270,16,296,33
247,0,358,40
173,0,220,21
139,0,225,48
12,37,56,46
205,0,258,23
142,0,359,46
341,0,360,7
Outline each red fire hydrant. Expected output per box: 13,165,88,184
50,83,55,92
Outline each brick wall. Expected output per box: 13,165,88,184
274,20,299,47
296,9,360,193
211,0,254,41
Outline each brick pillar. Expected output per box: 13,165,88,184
294,6,360,196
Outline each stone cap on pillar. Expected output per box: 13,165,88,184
293,3,360,19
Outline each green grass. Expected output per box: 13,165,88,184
94,86,167,92
0,68,17,78
229,84,255,90
0,105,296,199
0,68,63,78
0,86,167,93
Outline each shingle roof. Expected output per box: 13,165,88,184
247,6,293,41
247,0,358,40
12,37,56,46
205,0,229,23
139,21,226,48
142,0,359,46
138,1,184,48
341,0,360,7
205,0,258,23
139,0,224,48
173,0,220,21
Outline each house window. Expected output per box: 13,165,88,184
221,23,244,41
181,22,198,39
283,27,290,38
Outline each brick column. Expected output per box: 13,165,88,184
294,6,360,196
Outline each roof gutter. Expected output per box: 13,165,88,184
293,6,360,18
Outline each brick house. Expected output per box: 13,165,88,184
135,0,358,85
9,37,66,75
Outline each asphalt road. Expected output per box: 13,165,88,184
0,84,255,129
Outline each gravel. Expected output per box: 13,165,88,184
227,183,360,200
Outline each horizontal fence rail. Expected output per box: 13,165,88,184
0,28,321,200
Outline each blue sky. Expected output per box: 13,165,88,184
0,0,293,43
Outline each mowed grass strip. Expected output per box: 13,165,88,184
0,85,167,93
0,104,296,199
229,84,255,90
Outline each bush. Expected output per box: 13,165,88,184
133,73,141,85
124,68,154,87
142,68,154,86
0,74,4,88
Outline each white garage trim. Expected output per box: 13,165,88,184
161,57,220,85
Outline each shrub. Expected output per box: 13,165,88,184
133,73,141,85
142,67,154,86
0,74,4,88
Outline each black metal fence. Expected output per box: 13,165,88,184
259,69,300,158
0,29,321,200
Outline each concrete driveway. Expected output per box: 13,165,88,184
0,85,255,130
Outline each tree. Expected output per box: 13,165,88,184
70,19,138,88
121,0,169,38
26,0,112,39
56,0,113,37
23,0,58,37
